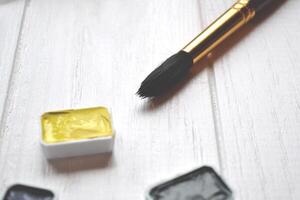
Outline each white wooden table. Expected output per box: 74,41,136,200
0,0,299,199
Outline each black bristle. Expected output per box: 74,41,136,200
137,51,193,98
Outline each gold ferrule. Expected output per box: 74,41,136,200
182,0,255,63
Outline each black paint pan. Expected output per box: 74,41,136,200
146,166,232,200
3,184,54,200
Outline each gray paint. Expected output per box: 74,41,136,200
3,185,54,200
148,167,231,200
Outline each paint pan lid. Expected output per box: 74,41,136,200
3,184,54,200
146,166,232,200
40,106,115,159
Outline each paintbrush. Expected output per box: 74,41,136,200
137,0,277,98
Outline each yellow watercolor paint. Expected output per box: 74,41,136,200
41,107,113,144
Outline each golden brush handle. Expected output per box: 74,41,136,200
182,0,256,63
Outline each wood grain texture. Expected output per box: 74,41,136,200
1,0,300,199
200,0,300,199
0,0,220,199
0,0,26,123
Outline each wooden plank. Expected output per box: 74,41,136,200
0,0,26,124
0,0,220,199
199,0,300,199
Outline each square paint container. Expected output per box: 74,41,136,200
3,184,55,200
146,166,232,200
41,106,114,159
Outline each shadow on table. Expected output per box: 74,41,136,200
0,0,18,5
48,153,113,173
140,0,286,111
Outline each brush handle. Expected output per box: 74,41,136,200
182,0,255,63
182,0,278,64
250,0,276,12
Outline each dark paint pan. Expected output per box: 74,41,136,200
147,166,232,200
3,184,54,200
